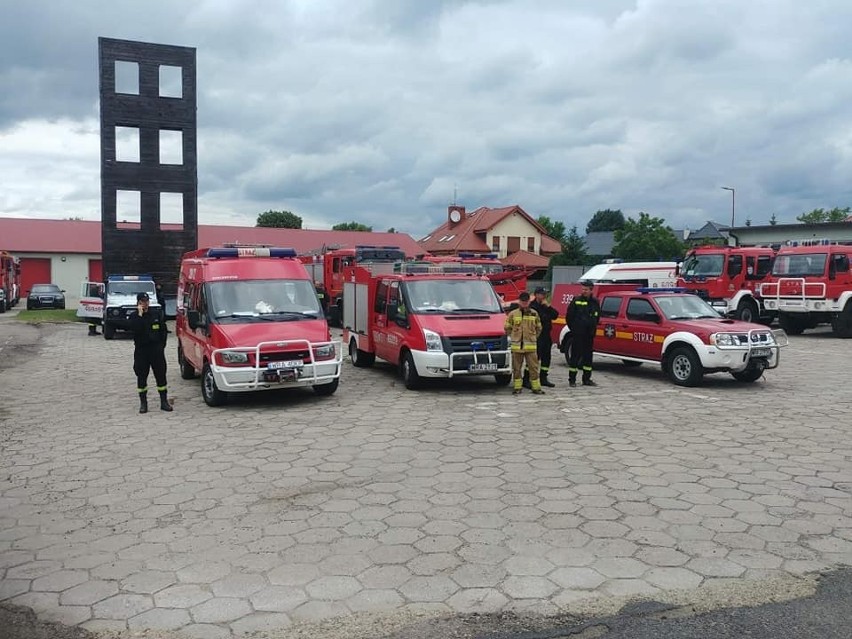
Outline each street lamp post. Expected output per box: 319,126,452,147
721,186,735,228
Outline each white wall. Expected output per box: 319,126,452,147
486,213,540,258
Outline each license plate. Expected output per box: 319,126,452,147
268,359,303,370
469,363,498,372
750,348,771,358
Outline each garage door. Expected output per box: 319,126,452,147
88,259,103,282
19,258,52,296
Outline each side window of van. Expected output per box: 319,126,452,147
375,281,388,313
183,282,194,311
600,296,622,318
626,298,656,321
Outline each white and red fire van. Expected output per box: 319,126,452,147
343,262,512,389
176,246,342,406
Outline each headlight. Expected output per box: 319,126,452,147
220,351,249,364
711,333,736,346
423,329,443,352
313,344,334,359
110,308,121,317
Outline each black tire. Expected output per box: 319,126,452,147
735,299,759,323
831,303,852,338
0,300,5,313
401,350,421,390
178,346,196,379
103,323,116,340
622,360,643,368
665,346,703,387
731,360,766,383
349,338,375,368
494,373,512,386
779,313,805,335
201,362,227,407
313,378,339,396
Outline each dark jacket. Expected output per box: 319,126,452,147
530,299,559,336
129,308,167,348
566,295,601,334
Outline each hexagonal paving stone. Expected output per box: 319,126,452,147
501,576,558,599
60,580,119,606
191,597,252,624
358,565,413,589
128,607,191,630
250,586,308,612
267,563,320,586
549,567,606,590
211,573,267,598
305,576,362,600
31,570,88,592
345,589,405,612
447,588,508,613
154,584,212,608
399,575,460,602
93,594,154,620
644,567,703,590
121,570,176,594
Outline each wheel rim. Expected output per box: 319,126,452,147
672,354,692,380
741,307,754,322
203,369,215,399
349,341,357,364
402,359,412,383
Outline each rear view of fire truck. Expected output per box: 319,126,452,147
343,261,512,389
760,239,852,337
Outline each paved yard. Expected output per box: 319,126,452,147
0,321,850,638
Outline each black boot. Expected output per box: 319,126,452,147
159,390,173,412
540,371,555,387
139,392,148,414
88,325,99,336
522,371,532,389
568,374,577,388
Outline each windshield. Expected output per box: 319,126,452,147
655,295,722,320
108,281,156,296
681,254,724,278
207,279,321,322
771,253,827,277
404,279,502,314
32,284,61,294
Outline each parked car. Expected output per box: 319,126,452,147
26,284,66,310
559,288,788,386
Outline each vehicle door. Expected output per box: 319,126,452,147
382,281,410,365
623,297,665,360
595,295,626,357
828,251,852,298
372,280,397,363
182,282,207,368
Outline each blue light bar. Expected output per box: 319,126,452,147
207,247,297,259
107,274,153,281
635,287,688,294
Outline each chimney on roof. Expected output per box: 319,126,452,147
448,205,466,226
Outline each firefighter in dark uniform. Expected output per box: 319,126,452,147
528,286,559,388
565,280,601,387
129,292,173,413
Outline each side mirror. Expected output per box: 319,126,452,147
187,309,202,330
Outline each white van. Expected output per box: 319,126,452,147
579,260,678,288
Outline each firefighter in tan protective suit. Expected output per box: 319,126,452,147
504,291,544,395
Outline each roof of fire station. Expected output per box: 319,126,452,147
417,205,562,257
0,218,425,257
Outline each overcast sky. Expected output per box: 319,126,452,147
2,0,852,238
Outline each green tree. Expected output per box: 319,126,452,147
547,225,588,278
769,213,778,226
332,221,373,231
387,227,396,233
586,209,626,234
796,207,850,224
256,210,302,228
612,212,685,261
536,215,567,245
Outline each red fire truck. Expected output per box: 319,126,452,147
176,246,342,406
343,261,512,389
0,251,21,313
423,253,531,303
316,246,407,326
677,246,777,323
759,240,852,337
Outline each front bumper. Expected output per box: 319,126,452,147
210,339,342,393
697,330,787,372
409,348,511,379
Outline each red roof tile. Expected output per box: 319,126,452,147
501,250,550,268
0,218,424,257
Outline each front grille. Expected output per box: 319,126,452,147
259,350,310,364
728,332,773,346
442,335,508,371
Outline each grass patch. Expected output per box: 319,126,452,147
15,309,81,324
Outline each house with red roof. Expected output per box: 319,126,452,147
418,205,562,269
0,217,424,304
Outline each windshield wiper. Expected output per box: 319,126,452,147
259,310,319,319
451,307,496,313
